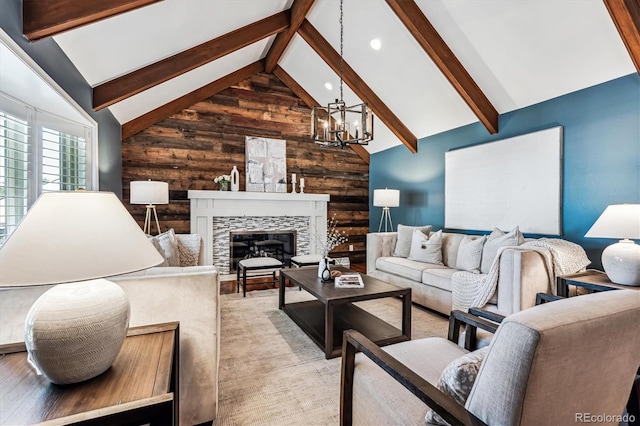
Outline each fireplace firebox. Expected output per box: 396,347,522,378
230,230,297,272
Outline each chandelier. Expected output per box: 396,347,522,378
311,0,374,148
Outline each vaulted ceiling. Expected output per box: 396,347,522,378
23,0,640,156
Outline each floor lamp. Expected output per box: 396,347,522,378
374,188,400,232
130,180,169,235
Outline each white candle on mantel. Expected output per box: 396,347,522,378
300,178,304,186
292,173,296,182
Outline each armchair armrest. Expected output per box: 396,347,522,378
341,330,486,426
448,310,502,351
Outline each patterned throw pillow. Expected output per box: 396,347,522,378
177,234,202,267
455,236,486,274
147,236,169,267
151,228,180,267
425,346,490,425
480,226,524,274
393,224,433,257
407,229,443,265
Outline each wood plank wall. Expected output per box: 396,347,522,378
122,72,369,264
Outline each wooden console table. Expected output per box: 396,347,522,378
0,322,179,425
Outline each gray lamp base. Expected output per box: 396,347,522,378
602,240,640,286
25,279,130,384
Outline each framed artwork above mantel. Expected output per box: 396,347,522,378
245,136,287,193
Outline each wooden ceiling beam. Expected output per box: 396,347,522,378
22,0,162,41
265,0,316,73
122,61,265,139
604,0,640,74
272,66,370,164
93,10,290,111
297,19,418,154
385,0,499,134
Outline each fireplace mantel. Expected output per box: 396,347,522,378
188,190,330,269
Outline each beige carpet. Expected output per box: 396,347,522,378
216,287,449,425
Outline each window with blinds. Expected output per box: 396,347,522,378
0,111,30,245
0,95,93,245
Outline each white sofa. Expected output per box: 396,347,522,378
0,234,220,426
367,229,552,316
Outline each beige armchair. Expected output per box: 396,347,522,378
341,289,640,425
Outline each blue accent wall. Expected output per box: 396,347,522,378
370,73,640,267
0,0,123,195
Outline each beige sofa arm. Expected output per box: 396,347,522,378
366,232,397,275
496,249,550,315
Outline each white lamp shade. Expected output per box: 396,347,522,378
130,180,169,205
373,189,400,208
0,191,164,286
585,204,640,240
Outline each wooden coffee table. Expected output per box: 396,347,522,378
279,266,411,359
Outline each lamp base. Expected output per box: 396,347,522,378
601,240,640,286
25,279,130,384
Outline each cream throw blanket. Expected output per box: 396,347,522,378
451,238,591,312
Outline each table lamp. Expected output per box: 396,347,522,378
374,188,400,232
585,204,640,286
130,180,169,235
0,191,164,384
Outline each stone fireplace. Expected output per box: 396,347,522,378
188,191,329,274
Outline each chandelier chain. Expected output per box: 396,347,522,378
339,0,344,103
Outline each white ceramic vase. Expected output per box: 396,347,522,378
230,166,240,192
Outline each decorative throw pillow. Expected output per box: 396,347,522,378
455,236,486,274
408,229,443,265
147,236,169,267
177,234,201,267
425,346,490,426
480,226,523,274
152,228,180,267
393,224,433,258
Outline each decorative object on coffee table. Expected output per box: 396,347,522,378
313,216,348,279
585,204,640,286
130,179,169,235
0,191,164,385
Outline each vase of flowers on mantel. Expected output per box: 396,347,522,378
314,215,349,282
214,174,231,191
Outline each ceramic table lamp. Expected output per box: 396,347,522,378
585,204,640,286
0,191,164,384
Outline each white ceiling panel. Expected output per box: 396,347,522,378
109,38,272,123
54,0,289,86
417,0,636,112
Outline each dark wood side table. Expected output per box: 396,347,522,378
556,270,640,297
0,322,179,426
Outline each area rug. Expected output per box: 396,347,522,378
216,288,449,425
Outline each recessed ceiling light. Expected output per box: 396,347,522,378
370,38,381,51
324,82,333,91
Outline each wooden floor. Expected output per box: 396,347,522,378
220,263,366,295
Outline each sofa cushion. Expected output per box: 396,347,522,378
480,227,522,274
422,267,457,292
147,237,169,267
408,229,443,265
425,346,490,425
456,236,486,274
376,257,445,282
393,224,433,257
